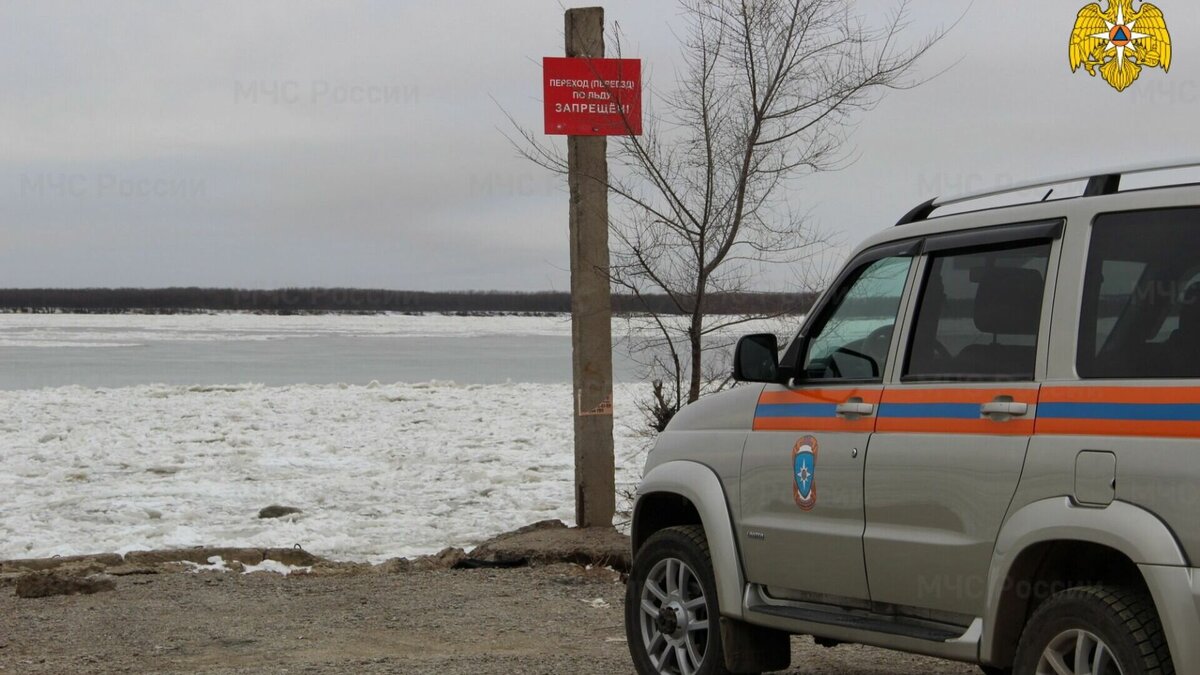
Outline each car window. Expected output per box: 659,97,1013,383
904,242,1051,381
1079,208,1200,378
802,256,911,382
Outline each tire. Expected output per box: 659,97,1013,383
1013,585,1173,675
626,525,731,675
980,666,1012,675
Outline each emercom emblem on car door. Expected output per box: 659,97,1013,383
792,436,818,510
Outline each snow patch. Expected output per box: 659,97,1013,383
182,556,231,573
181,556,312,576
242,559,311,576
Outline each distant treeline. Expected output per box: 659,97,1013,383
0,288,816,316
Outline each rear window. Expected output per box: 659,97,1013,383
1079,208,1200,379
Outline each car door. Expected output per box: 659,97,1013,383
863,221,1062,620
739,246,916,602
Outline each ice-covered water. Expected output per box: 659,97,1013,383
0,313,801,562
0,313,639,389
0,380,650,562
0,313,800,390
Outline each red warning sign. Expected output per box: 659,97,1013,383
543,57,642,136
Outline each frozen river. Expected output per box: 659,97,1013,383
0,313,644,390
0,312,795,562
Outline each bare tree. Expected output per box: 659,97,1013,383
510,0,947,429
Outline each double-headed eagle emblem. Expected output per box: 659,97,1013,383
1070,0,1172,92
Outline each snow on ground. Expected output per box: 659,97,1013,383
181,556,311,576
0,381,652,563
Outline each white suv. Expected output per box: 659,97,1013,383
625,160,1200,675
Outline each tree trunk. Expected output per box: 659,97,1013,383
687,308,704,403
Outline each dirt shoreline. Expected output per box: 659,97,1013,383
0,524,977,674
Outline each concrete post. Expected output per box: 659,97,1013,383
565,6,615,529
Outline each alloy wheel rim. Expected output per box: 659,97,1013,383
1037,628,1123,675
638,557,711,675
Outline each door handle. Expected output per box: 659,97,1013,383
981,401,1029,418
836,401,875,417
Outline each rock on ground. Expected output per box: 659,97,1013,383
14,572,115,599
257,505,303,519
0,520,627,584
466,519,631,571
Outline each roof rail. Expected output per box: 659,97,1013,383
895,198,937,226
896,158,1200,226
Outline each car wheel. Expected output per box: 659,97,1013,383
1013,585,1173,675
626,525,730,675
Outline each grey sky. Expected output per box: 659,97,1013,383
2,1,1197,291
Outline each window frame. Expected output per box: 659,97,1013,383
897,219,1065,384
779,240,919,386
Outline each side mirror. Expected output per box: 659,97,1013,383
733,334,780,383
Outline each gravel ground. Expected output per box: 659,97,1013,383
0,565,980,675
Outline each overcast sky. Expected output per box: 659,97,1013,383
2,1,1198,291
